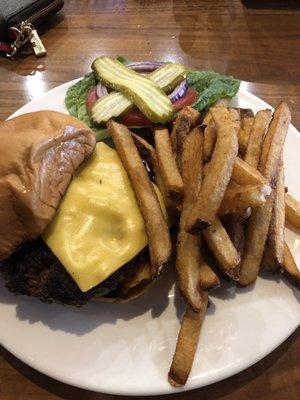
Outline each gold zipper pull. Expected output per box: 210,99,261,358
21,22,46,57
29,28,46,57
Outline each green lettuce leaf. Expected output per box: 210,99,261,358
187,70,240,111
65,81,80,117
65,73,96,124
65,74,110,141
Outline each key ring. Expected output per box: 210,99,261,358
6,24,32,58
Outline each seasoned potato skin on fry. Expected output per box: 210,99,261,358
168,292,208,387
186,107,239,232
108,120,171,277
239,102,291,286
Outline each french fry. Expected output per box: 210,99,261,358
229,108,242,134
185,107,239,232
239,102,291,286
197,252,220,289
132,133,169,207
203,218,241,280
285,193,300,229
168,292,208,387
264,159,285,268
261,102,290,186
177,228,220,306
259,109,279,173
203,108,241,163
219,183,271,216
230,108,245,159
237,110,271,262
154,127,183,203
108,120,171,276
260,108,288,272
243,116,255,130
170,106,201,171
181,127,204,204
132,132,157,172
232,157,268,186
227,221,245,255
261,241,281,273
239,193,275,286
203,114,217,162
177,128,219,310
176,228,203,308
224,212,244,285
282,242,300,290
132,132,180,217
244,109,272,167
238,117,254,156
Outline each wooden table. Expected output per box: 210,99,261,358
0,0,299,399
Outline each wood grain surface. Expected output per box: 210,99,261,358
0,0,299,399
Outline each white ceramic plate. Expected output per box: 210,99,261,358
0,81,299,396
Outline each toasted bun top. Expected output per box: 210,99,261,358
0,110,96,261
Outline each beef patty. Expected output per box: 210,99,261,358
0,238,132,306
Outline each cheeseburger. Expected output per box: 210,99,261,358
0,111,166,305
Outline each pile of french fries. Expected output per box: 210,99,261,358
108,101,300,387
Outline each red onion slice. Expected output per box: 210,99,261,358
126,61,165,72
96,83,108,98
168,79,189,102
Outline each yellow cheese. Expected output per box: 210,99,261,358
43,142,165,292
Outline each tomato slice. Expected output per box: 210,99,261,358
121,109,153,127
172,87,198,111
85,86,98,115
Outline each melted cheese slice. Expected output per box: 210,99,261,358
43,142,165,292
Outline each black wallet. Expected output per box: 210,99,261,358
0,0,64,57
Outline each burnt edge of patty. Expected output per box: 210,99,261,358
0,238,138,306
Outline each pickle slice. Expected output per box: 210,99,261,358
91,92,133,124
91,57,186,125
149,62,186,92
